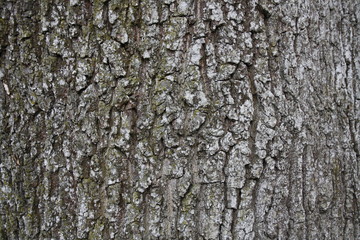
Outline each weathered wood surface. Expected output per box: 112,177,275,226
0,0,359,239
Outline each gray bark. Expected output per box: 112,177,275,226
0,0,359,239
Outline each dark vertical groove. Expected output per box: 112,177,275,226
302,145,309,240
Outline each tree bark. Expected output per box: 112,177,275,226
0,0,359,239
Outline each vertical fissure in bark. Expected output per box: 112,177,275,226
194,0,203,21
142,186,151,240
200,41,210,95
301,144,309,239
231,188,242,239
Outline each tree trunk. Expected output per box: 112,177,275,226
0,0,359,239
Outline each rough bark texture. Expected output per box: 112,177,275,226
0,0,359,239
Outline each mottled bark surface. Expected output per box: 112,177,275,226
0,0,359,239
